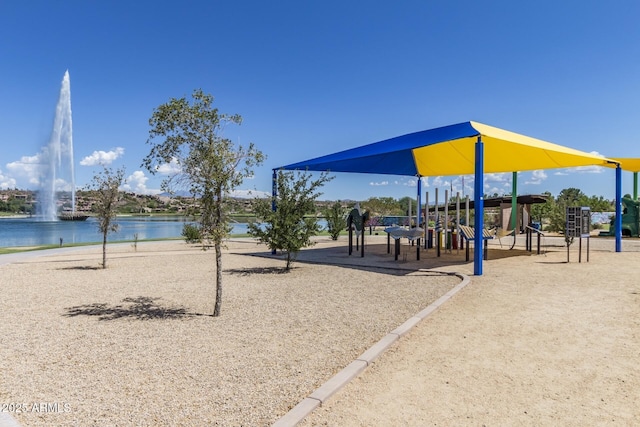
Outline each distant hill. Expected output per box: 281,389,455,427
159,189,270,199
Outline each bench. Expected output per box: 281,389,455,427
524,225,545,254
384,227,424,260
458,225,493,261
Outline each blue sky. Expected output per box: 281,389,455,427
1,1,639,202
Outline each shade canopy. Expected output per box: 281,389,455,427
611,158,640,173
279,121,615,176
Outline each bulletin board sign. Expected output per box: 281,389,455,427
565,206,590,262
566,207,591,238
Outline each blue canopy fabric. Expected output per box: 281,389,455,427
278,121,614,177
279,122,478,176
276,120,623,275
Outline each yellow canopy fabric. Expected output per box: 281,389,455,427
280,121,616,177
278,120,626,275
413,121,614,176
610,158,640,173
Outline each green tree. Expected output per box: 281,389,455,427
547,187,588,246
531,191,613,232
323,201,347,240
361,197,402,216
398,196,414,213
87,166,125,269
143,89,264,317
248,170,333,270
530,191,555,227
586,195,614,212
182,223,202,243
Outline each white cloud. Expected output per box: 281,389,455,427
369,180,389,186
524,169,548,185
230,189,270,198
80,147,125,166
121,170,161,195
0,169,17,189
484,172,510,183
156,158,182,175
6,154,43,186
484,185,502,195
556,151,607,175
54,177,74,192
458,175,474,196
571,165,605,174
432,176,445,187
555,165,604,175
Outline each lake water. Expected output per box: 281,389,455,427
0,216,252,247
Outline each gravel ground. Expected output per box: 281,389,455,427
300,234,640,426
0,237,459,426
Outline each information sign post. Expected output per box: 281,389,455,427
566,207,591,263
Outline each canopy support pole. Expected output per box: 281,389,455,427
511,172,518,230
456,192,460,254
435,188,440,257
416,176,422,229
425,191,429,249
616,164,622,252
271,169,277,255
634,172,638,200
465,195,469,227
416,177,422,258
445,189,449,252
474,136,484,275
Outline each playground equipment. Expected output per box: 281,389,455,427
347,203,370,257
352,194,548,261
601,195,639,237
425,194,548,253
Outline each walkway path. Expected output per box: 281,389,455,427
299,242,640,425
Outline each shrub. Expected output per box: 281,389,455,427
323,201,347,240
182,223,202,244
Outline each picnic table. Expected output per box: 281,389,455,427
458,225,493,261
384,226,424,260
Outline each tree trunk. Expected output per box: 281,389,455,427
213,242,222,317
102,232,107,269
285,251,292,271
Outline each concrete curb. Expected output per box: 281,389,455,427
0,413,22,427
272,271,472,426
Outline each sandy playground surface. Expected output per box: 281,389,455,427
0,234,639,426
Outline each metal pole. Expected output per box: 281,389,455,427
425,191,430,250
271,169,277,255
348,216,353,256
456,191,460,254
474,136,484,275
616,164,622,253
417,176,422,229
435,188,439,225
511,171,518,231
579,237,582,263
464,195,470,251
465,195,470,228
435,188,440,257
445,189,449,251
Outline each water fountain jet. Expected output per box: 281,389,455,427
38,70,86,220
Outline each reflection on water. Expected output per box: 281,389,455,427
0,216,250,247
